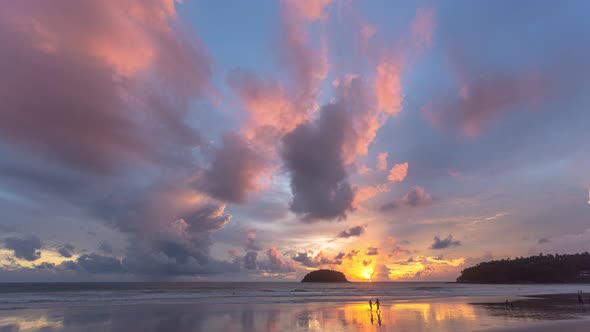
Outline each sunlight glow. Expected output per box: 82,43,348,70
0,249,79,269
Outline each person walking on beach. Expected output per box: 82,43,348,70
375,298,380,311
369,299,373,311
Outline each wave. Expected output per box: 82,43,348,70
0,282,586,310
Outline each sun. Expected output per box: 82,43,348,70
361,269,373,281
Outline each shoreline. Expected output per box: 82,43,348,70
472,293,590,321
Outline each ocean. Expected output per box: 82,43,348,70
0,282,588,331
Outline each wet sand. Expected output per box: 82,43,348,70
475,293,590,332
483,318,590,332
0,294,589,331
473,293,590,320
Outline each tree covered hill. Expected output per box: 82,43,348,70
457,253,590,283
301,269,349,282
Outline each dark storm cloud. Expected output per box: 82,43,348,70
35,262,57,270
98,242,113,254
200,134,266,204
92,183,237,276
429,235,461,250
112,201,238,276
281,104,355,221
3,236,42,261
58,243,75,258
77,253,123,274
122,243,240,276
292,251,340,268
243,252,258,270
337,226,365,238
292,252,320,268
403,186,432,207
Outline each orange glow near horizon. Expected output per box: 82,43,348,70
0,249,80,269
332,250,467,281
361,268,374,281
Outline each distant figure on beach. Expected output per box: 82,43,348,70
370,310,374,325
375,298,380,311
578,290,584,304
369,299,373,311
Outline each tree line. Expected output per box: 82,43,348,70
457,252,590,283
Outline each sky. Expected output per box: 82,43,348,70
0,0,589,282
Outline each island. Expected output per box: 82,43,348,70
457,252,590,283
301,269,349,283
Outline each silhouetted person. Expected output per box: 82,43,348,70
578,290,584,304
370,310,374,325
375,298,380,311
369,299,373,311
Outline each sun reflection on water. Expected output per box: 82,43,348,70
0,300,511,332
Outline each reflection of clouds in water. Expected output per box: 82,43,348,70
391,302,477,322
0,315,62,331
0,301,547,331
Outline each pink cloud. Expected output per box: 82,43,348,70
353,183,391,208
229,1,329,144
285,0,334,21
358,164,373,175
0,0,210,172
427,70,547,137
374,58,404,115
376,152,389,171
359,22,377,52
228,71,308,142
279,8,328,114
206,0,331,205
411,7,436,48
388,162,409,182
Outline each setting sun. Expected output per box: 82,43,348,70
361,269,373,281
